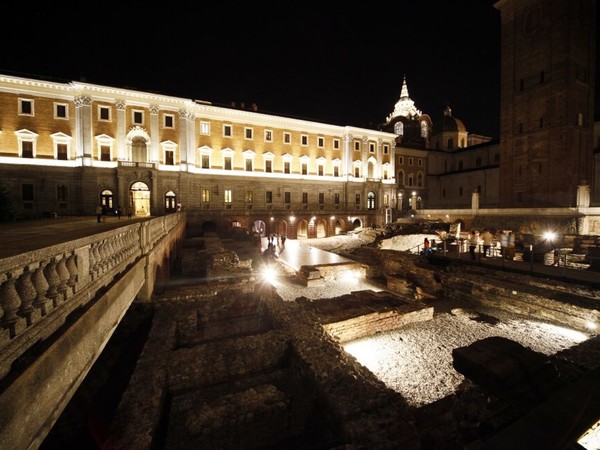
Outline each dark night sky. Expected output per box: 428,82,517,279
1,1,596,138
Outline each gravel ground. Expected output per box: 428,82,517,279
268,232,598,408
343,306,591,407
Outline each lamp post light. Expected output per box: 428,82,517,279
543,231,558,266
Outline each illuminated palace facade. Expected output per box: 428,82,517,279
0,74,397,238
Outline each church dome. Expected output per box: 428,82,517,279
433,105,466,133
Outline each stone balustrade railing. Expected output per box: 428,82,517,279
0,212,183,380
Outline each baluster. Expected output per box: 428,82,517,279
66,253,78,287
43,258,62,307
91,243,101,274
32,262,50,316
0,274,24,338
16,268,39,326
56,256,70,301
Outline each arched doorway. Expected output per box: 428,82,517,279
100,190,114,212
297,219,308,239
165,191,176,213
252,220,266,236
352,218,362,230
316,219,327,238
130,181,150,216
277,221,288,238
334,219,345,235
201,221,217,234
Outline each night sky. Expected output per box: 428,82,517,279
1,1,596,138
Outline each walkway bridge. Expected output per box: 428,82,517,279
0,213,185,450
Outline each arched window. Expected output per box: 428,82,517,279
132,136,148,162
394,121,404,135
367,191,376,210
397,170,405,186
420,121,428,137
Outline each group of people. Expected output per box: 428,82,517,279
96,205,132,223
467,229,515,260
263,233,287,263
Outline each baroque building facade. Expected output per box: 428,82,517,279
0,74,397,238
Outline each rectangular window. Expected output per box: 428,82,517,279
333,165,339,177
409,157,413,166
201,188,210,203
22,184,34,201
284,191,291,203
133,110,144,125
266,191,273,204
399,156,404,165
333,139,340,150
245,127,253,140
163,114,174,128
354,166,360,178
165,150,174,165
57,144,68,160
301,162,308,175
318,137,324,148
200,121,210,135
302,192,308,204
100,145,111,161
355,193,361,205
284,161,291,174
223,124,232,137
99,106,110,121
19,99,33,116
245,159,253,171
224,189,232,203
22,141,34,158
319,193,324,204
264,130,273,142
224,156,232,170
383,144,389,155
265,160,272,173
283,132,291,144
57,185,67,201
318,164,324,176
246,190,253,203
301,135,308,146
369,142,375,153
418,158,423,167
334,193,340,204
201,154,210,169
54,103,68,119
354,141,360,151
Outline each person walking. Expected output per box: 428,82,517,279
500,231,508,259
507,231,515,260
469,230,479,260
116,206,121,220
480,229,494,257
96,205,103,223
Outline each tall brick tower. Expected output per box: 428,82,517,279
494,0,596,207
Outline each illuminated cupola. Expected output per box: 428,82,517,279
386,75,423,123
